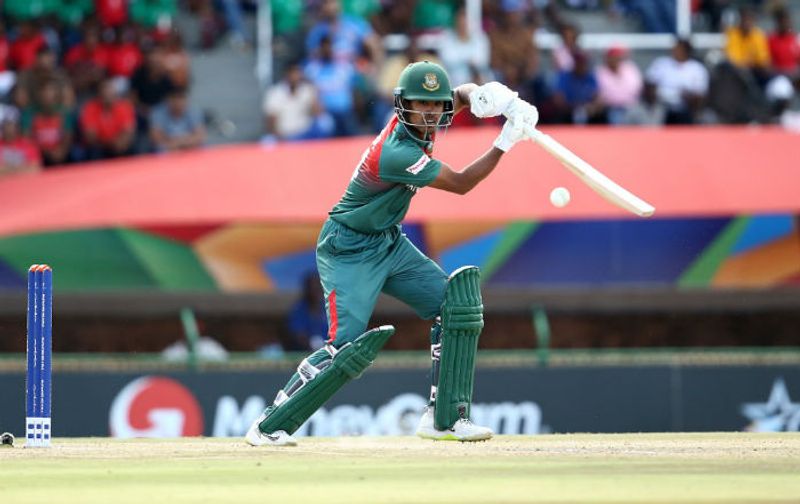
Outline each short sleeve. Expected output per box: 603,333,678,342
687,62,709,95
378,141,442,187
263,88,278,115
645,57,665,84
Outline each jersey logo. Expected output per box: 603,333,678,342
406,153,430,175
423,73,440,92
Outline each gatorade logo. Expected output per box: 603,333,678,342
109,376,204,438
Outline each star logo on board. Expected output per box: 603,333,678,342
740,378,800,432
422,73,439,92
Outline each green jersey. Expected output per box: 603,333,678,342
329,116,442,233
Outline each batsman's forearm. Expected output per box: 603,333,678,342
456,147,504,194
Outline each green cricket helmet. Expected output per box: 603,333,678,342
393,61,454,130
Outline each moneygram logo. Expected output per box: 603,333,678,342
109,376,204,438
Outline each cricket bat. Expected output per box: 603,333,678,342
523,125,655,218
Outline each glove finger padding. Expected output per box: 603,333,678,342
506,98,539,132
493,113,526,152
469,82,518,118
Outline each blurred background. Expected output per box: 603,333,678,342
0,0,799,439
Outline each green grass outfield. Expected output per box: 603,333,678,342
2,433,800,503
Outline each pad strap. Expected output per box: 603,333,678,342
259,326,395,435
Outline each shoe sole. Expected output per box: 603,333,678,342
245,431,298,447
416,430,492,442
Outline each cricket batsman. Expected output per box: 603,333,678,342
246,61,538,446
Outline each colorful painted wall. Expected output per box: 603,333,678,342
0,127,798,292
0,216,797,292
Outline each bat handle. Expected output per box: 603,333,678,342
522,124,542,141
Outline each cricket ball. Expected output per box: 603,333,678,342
549,187,571,208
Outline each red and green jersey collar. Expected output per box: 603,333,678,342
394,117,436,153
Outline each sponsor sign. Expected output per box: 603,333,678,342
0,366,797,437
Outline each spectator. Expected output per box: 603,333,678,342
725,7,770,77
342,0,381,21
707,57,770,124
284,271,327,352
518,50,554,124
0,24,12,98
412,0,458,32
130,0,177,30
376,38,439,102
552,51,604,124
10,83,30,111
106,26,144,90
766,74,800,132
595,46,643,124
645,39,709,124
0,115,41,175
130,47,175,149
306,0,383,64
371,1,414,35
768,8,799,78
262,62,333,142
0,23,9,73
695,0,732,32
160,28,191,89
130,47,175,112
623,81,666,126
488,1,536,85
21,79,76,166
55,0,94,31
439,6,492,86
9,21,47,71
270,0,304,77
3,0,51,22
97,0,130,28
216,0,251,48
183,0,218,50
17,46,75,109
617,0,676,34
64,25,111,100
149,87,206,152
79,77,136,159
552,22,580,72
304,35,359,137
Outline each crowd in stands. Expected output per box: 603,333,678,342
262,0,800,144
0,0,217,176
1,0,799,176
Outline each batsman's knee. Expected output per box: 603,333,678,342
441,266,484,332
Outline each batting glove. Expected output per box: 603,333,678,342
505,98,539,133
493,113,526,152
469,82,518,118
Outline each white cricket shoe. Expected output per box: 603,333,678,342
245,415,297,447
416,407,493,442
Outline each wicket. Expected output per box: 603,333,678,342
26,264,52,448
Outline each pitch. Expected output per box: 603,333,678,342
3,433,799,503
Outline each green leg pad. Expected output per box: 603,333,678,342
259,325,394,435
434,266,484,430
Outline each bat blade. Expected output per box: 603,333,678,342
525,126,655,218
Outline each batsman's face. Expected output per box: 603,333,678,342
407,100,445,136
